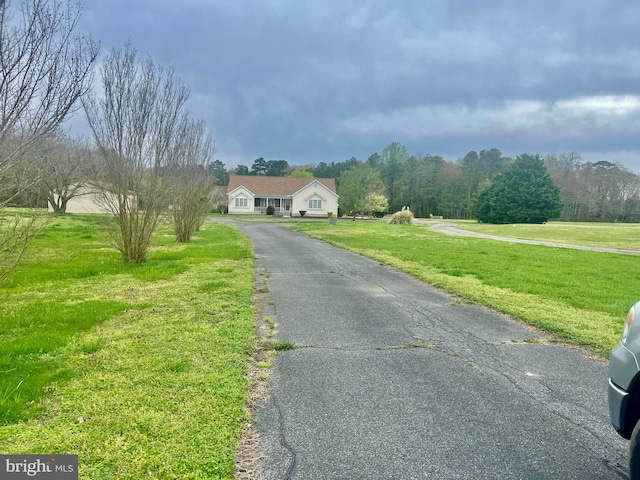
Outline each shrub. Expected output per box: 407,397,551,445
327,211,333,217
373,211,386,218
388,208,414,224
266,205,275,215
299,210,306,217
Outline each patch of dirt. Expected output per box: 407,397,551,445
235,263,275,480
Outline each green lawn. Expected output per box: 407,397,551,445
0,213,255,479
3,214,637,477
454,220,640,250
287,220,640,357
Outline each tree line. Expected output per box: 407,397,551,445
228,142,640,223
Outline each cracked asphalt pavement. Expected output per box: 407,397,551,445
223,220,629,479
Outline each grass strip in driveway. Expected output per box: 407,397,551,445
0,216,254,479
288,221,636,358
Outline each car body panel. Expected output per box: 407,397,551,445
610,343,640,392
609,303,640,438
609,378,630,434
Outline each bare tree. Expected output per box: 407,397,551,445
83,43,189,263
0,0,98,200
546,153,640,222
27,132,93,212
210,186,228,213
168,117,215,242
0,0,98,281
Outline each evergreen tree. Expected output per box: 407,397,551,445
474,153,562,224
250,157,268,175
265,159,290,176
208,159,229,185
234,164,250,175
311,157,360,188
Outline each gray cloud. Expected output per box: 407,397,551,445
77,0,640,169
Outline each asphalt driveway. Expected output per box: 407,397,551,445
222,220,628,479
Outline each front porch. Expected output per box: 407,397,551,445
254,197,292,216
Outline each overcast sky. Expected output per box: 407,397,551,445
76,0,640,171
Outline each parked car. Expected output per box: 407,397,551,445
609,301,640,479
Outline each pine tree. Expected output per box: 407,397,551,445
474,154,562,224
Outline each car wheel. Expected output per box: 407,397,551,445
630,420,640,479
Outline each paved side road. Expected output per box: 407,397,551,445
220,220,629,479
426,221,640,256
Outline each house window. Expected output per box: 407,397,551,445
309,199,322,209
235,197,248,208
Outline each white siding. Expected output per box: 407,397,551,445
227,187,255,214
292,181,339,217
48,185,113,214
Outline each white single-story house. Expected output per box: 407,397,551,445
47,182,134,214
47,183,109,214
226,175,338,217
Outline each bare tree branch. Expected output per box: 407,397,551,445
168,117,215,242
84,43,190,262
0,0,98,175
0,0,98,283
26,131,93,212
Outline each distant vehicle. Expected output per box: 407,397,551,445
609,302,640,479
